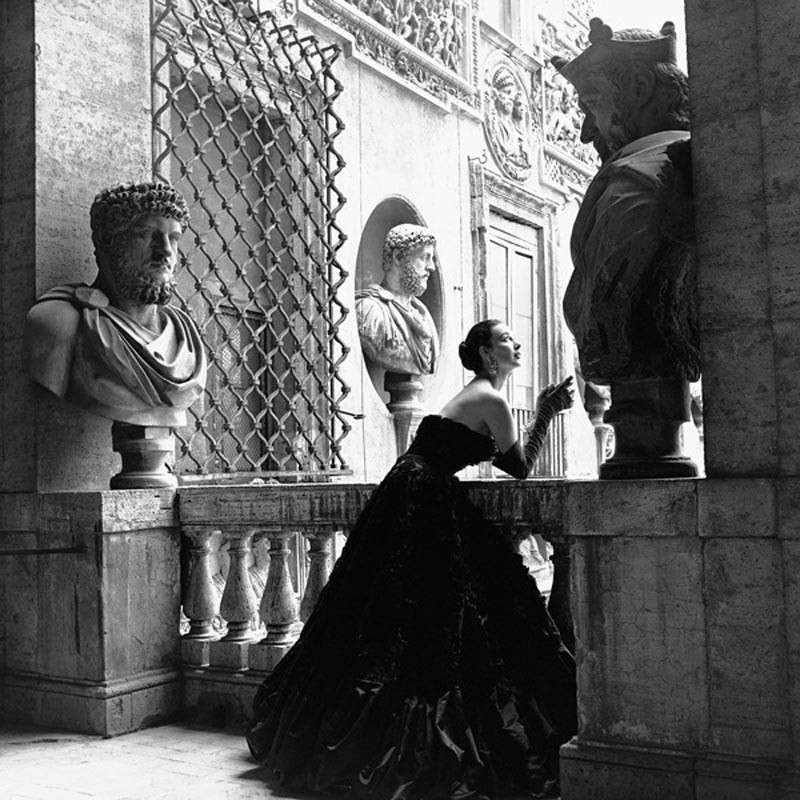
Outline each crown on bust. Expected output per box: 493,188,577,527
551,17,679,88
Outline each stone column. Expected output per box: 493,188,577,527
1,0,152,492
687,1,800,794
561,3,800,797
0,0,175,738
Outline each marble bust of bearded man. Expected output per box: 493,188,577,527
23,181,207,427
355,223,439,376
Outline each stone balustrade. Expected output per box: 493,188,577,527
177,479,570,727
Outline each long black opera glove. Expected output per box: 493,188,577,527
492,405,555,479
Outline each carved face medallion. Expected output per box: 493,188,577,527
483,61,533,182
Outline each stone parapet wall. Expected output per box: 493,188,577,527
562,477,800,799
0,489,181,736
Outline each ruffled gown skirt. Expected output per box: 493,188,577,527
247,418,577,799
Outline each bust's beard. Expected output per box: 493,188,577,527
595,112,637,163
112,253,175,306
398,259,428,297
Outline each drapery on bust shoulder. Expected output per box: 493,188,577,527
23,181,207,427
355,223,439,376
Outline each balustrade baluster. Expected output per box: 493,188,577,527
300,525,335,622
220,525,259,642
259,526,299,645
182,525,222,640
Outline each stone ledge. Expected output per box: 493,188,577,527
0,489,177,535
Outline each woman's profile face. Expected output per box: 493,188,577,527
485,323,522,370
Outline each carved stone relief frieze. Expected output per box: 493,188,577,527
339,0,467,73
303,0,479,107
543,150,591,192
483,56,534,182
543,73,590,163
568,0,595,26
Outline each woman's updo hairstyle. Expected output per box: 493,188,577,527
458,319,501,374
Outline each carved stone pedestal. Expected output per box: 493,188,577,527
384,371,424,455
600,378,698,479
110,422,177,489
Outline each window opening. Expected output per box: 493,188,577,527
151,0,350,477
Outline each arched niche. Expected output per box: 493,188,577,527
355,196,444,404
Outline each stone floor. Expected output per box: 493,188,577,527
0,722,296,800
0,722,558,799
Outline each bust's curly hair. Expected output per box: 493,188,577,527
381,223,437,271
90,181,189,252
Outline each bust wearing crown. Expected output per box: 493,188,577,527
23,181,207,428
552,19,699,477
356,224,439,376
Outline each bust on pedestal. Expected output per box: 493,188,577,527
356,224,439,453
23,181,207,488
552,19,700,479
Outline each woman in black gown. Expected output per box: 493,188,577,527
247,319,577,799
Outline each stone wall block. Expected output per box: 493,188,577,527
777,480,800,539
2,85,35,203
37,2,149,112
685,0,760,125
102,528,181,681
703,537,791,759
34,396,118,492
693,114,768,331
2,337,38,491
695,756,780,800
0,532,39,671
698,478,777,538
774,321,800,475
565,480,697,537
36,534,104,681
755,0,800,110
700,326,777,477
560,741,695,800
2,259,38,341
1,1,34,89
783,540,800,769
761,103,800,321
573,535,708,748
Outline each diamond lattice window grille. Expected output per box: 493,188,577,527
151,0,351,478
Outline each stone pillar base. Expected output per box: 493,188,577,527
0,669,181,737
0,490,179,736
561,739,789,800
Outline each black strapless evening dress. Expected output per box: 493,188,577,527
246,415,576,799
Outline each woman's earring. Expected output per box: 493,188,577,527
487,354,498,377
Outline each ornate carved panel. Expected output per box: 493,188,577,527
482,55,534,182
543,72,591,164
537,12,596,194
303,0,479,107
568,0,595,25
543,149,591,192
